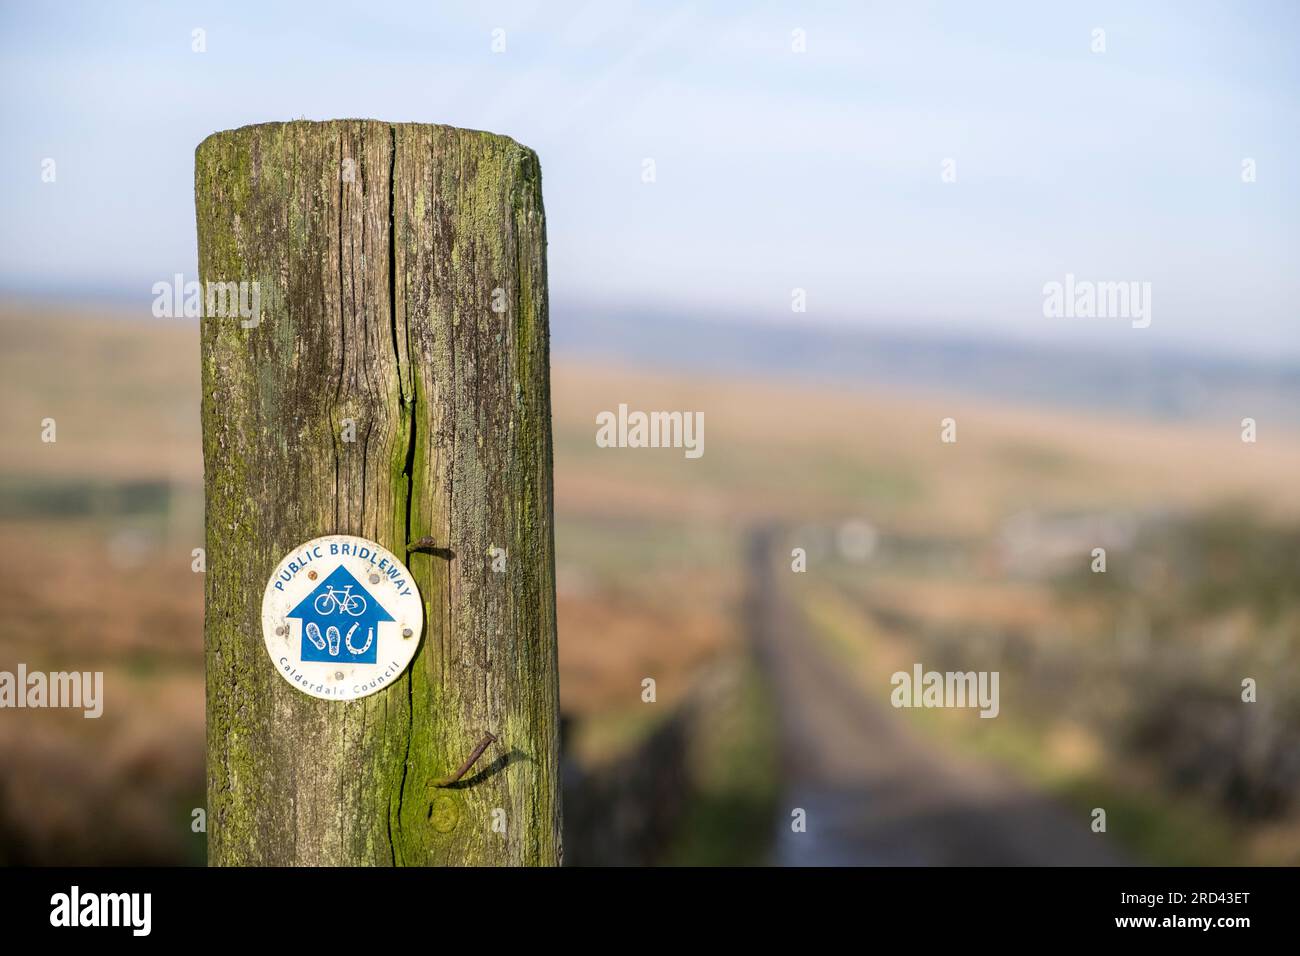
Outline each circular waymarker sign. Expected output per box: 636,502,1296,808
261,535,423,701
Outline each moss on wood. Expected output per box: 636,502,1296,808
196,120,560,866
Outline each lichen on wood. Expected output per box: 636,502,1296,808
196,120,560,866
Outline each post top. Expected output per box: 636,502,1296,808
197,119,535,161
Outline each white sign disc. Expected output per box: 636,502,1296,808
261,535,422,701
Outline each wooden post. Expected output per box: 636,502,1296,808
195,121,560,866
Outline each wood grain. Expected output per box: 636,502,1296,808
196,120,559,865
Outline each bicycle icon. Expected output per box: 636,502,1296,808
313,584,367,617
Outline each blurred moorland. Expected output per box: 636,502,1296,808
2,300,1299,865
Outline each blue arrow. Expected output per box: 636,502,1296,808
287,565,395,665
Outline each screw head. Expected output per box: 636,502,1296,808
335,671,344,681
308,570,318,580
402,627,413,639
369,573,380,584
275,625,287,636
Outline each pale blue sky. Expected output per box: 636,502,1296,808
1,1,1296,358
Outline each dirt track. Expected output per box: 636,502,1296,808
745,527,1127,866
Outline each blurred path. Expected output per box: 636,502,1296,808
746,527,1126,866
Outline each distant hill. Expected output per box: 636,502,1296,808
552,305,1300,426
4,292,1296,427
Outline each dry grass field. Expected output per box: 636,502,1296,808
2,300,1299,864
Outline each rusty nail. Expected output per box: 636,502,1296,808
429,733,498,788
308,570,318,580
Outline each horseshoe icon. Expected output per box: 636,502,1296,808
345,622,374,656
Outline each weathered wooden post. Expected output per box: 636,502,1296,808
195,121,560,865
